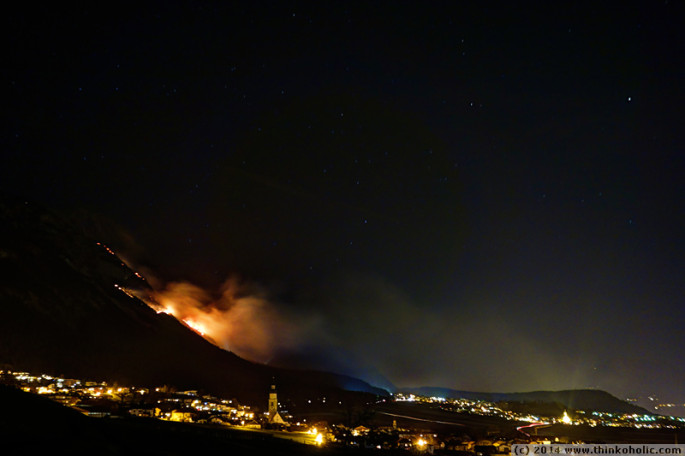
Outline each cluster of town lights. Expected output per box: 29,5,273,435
5,368,685,452
393,393,685,430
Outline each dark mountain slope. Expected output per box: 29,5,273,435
0,196,385,406
402,386,649,415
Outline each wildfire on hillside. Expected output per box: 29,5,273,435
134,277,302,364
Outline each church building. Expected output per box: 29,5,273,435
268,381,286,425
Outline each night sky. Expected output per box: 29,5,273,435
3,2,684,409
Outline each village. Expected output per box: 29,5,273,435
3,369,684,453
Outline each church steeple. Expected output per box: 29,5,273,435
267,377,287,425
268,378,278,417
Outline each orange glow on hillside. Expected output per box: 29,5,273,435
134,278,303,364
182,318,206,336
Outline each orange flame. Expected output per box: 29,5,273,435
182,318,206,336
139,278,302,363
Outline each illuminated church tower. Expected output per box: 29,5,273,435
268,382,278,416
268,380,286,424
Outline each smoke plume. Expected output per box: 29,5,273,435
141,278,303,364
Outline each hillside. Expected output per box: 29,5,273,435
402,386,649,415
0,196,385,406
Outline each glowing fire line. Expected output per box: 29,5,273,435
182,318,206,336
154,305,207,336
